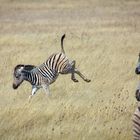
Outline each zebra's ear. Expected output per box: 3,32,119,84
14,64,25,72
24,65,36,71
18,66,24,73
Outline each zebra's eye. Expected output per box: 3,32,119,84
15,74,21,79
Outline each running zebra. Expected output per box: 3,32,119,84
13,34,91,100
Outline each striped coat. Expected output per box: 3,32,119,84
133,106,140,140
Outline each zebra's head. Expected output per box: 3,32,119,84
13,64,35,89
135,53,140,74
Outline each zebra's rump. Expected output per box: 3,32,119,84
133,107,140,140
45,52,70,73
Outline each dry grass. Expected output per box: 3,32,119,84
0,0,140,139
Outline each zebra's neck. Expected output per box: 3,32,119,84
23,71,35,85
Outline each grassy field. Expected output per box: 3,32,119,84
0,0,140,139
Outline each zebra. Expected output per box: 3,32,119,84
13,34,91,100
132,53,140,140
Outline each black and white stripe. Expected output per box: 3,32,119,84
13,34,91,100
133,106,140,140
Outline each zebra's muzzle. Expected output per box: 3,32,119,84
13,83,19,89
136,89,140,101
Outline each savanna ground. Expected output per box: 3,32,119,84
0,0,140,140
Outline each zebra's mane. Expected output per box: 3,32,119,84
24,65,36,71
14,64,36,73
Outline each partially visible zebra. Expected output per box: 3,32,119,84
13,34,91,100
132,52,140,140
133,80,140,140
132,105,140,140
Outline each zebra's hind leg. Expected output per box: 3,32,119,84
70,60,91,83
29,86,39,102
74,69,91,83
70,60,79,82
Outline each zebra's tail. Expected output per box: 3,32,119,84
61,34,65,54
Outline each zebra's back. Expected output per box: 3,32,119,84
32,52,70,84
133,107,140,140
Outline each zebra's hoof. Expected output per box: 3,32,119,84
73,79,79,82
85,79,91,82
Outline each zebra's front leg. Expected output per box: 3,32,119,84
29,86,39,102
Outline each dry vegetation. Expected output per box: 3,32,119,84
0,0,140,139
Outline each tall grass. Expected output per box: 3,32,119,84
0,0,139,139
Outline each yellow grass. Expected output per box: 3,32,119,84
0,0,140,139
